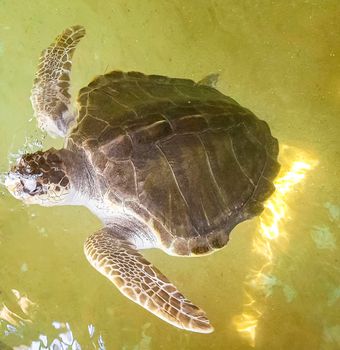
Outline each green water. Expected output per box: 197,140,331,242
0,1,339,349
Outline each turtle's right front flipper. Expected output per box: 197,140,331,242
30,26,85,138
84,226,214,333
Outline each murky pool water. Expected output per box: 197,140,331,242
0,1,339,349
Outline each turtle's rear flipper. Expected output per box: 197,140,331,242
84,226,214,333
198,73,220,88
30,26,85,138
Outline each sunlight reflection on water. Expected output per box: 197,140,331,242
0,291,106,349
233,145,318,346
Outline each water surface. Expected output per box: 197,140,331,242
0,1,339,349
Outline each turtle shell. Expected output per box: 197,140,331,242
68,71,280,256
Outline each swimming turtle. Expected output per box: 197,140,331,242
5,26,280,333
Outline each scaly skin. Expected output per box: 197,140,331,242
30,25,85,137
84,225,213,333
6,149,70,205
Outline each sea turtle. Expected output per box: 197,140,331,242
5,26,280,333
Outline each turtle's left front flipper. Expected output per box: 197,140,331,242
84,226,213,333
30,26,85,138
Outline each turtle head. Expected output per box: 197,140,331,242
5,148,72,206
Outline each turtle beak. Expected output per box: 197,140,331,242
4,171,37,203
5,171,24,199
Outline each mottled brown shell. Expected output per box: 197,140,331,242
68,71,280,256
